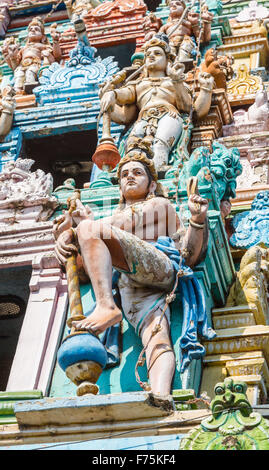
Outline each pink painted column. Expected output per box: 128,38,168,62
6,254,68,395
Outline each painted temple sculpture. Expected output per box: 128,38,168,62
1,15,62,94
1,0,269,451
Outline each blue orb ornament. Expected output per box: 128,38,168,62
57,332,108,396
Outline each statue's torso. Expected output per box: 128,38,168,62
113,198,175,243
21,42,53,63
135,77,180,114
162,18,193,40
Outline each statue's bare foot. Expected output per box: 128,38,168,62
72,304,122,335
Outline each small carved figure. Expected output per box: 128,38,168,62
159,0,213,65
0,85,15,141
200,48,233,89
0,2,10,38
235,0,269,22
142,12,163,42
226,245,269,325
100,34,214,169
0,157,58,224
54,144,210,402
1,16,62,94
64,0,101,22
247,90,269,122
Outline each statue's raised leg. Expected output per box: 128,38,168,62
74,219,129,334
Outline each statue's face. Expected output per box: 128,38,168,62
169,0,185,16
120,161,151,201
28,24,43,42
145,46,167,72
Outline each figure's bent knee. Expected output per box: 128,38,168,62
77,219,98,244
77,219,113,245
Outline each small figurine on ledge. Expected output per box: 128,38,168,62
159,0,213,66
64,0,101,22
0,84,15,141
200,48,234,90
1,16,62,94
54,141,213,406
142,12,163,42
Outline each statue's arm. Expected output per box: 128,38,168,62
64,0,73,19
201,7,214,43
194,72,214,119
100,85,136,117
50,27,62,61
181,194,209,267
167,62,192,112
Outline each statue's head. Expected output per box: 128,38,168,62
27,16,48,44
116,138,166,205
143,34,174,73
168,0,186,17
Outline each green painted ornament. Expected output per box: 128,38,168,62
180,378,269,450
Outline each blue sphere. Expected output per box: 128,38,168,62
57,333,107,371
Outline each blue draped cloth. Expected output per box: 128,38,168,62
152,236,216,373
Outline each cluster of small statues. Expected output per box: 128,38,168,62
2,16,61,94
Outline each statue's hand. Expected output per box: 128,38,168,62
188,194,208,224
2,42,17,60
54,229,78,267
198,72,214,91
188,11,199,26
167,60,185,83
53,211,72,240
201,6,214,23
100,90,116,113
71,199,94,225
53,200,94,241
51,29,60,43
64,0,72,7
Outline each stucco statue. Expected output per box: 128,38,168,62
54,142,211,402
230,90,269,127
0,2,10,37
1,16,62,94
64,0,101,22
100,34,214,169
225,245,269,325
0,85,15,141
200,48,234,90
159,0,213,65
247,90,269,122
0,158,58,225
142,12,163,42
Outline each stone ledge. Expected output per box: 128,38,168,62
14,392,172,427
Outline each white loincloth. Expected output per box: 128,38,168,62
111,226,175,334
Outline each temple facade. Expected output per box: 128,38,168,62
0,0,269,451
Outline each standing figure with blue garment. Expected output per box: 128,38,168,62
53,140,214,406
